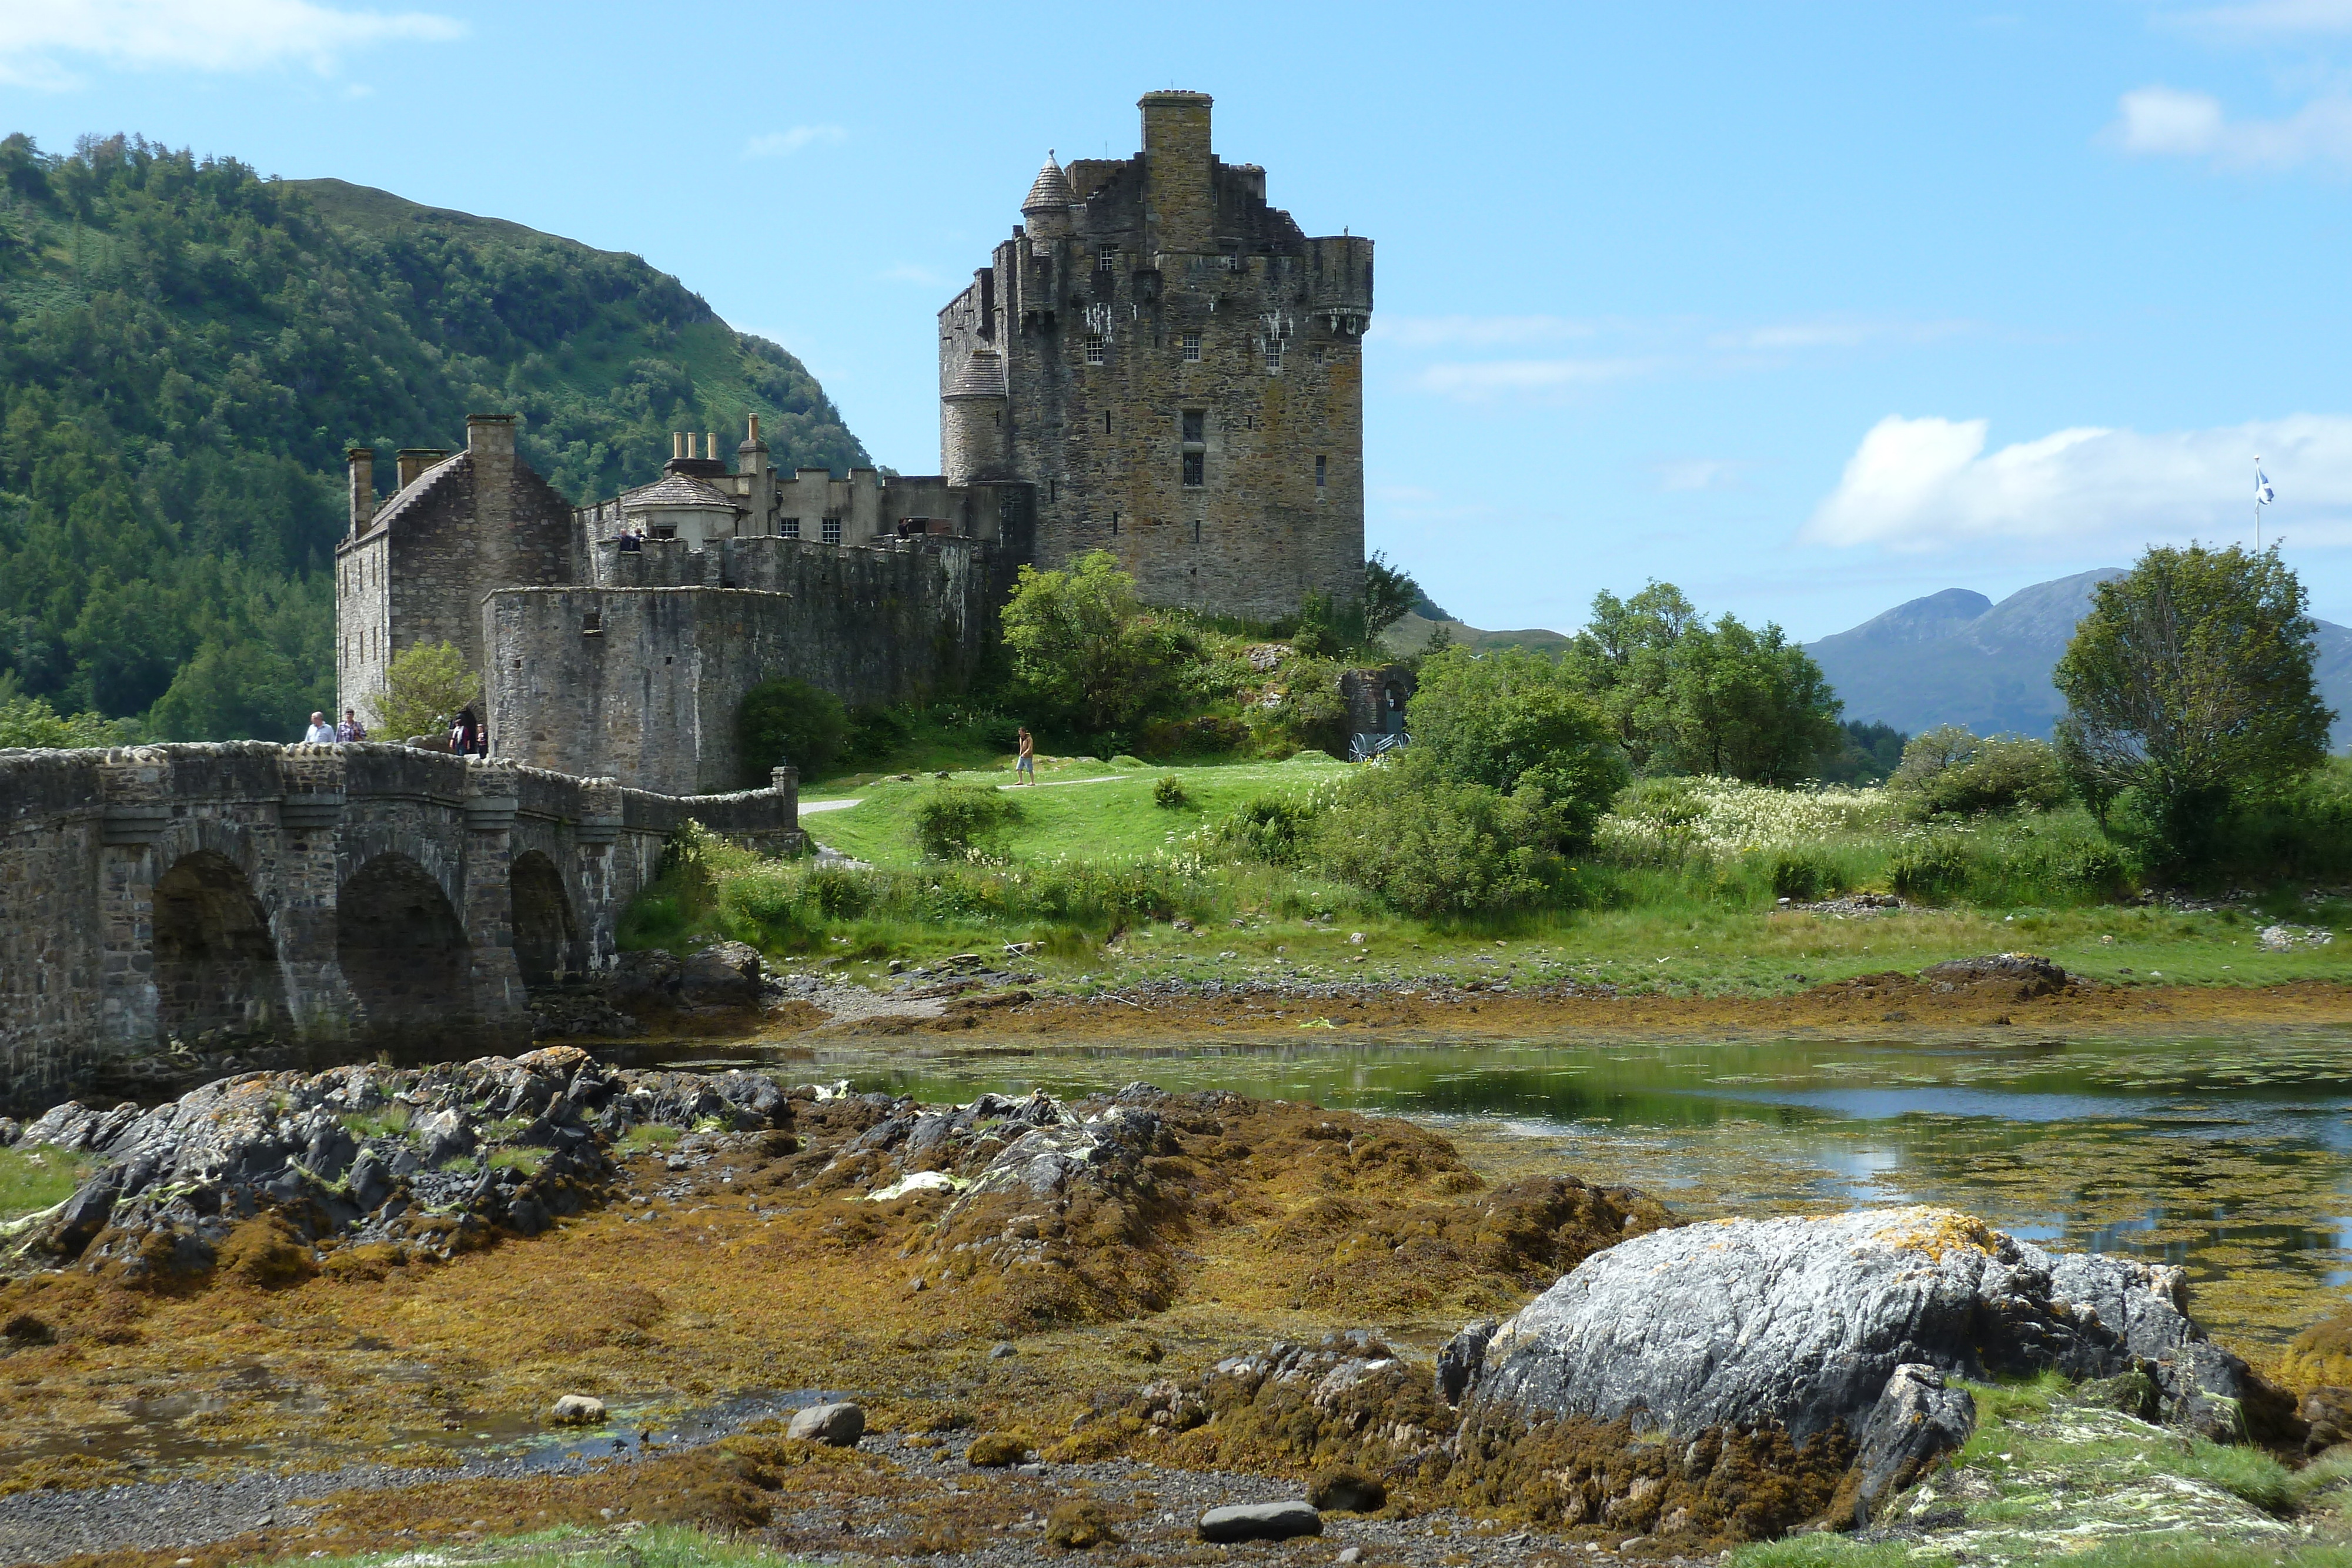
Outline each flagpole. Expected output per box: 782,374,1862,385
2255,454,2262,551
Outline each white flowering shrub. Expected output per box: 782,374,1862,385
1596,777,1899,864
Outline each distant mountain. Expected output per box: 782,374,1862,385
1379,610,1572,658
1808,570,2352,745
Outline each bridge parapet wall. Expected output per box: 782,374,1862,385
0,743,798,1115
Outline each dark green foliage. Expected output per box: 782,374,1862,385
1212,793,1324,865
0,685,126,747
1152,775,1190,810
842,704,916,767
913,783,1023,861
1312,765,1576,918
1889,725,2070,818
1405,645,1628,845
1768,850,1843,902
1566,581,1845,783
737,678,849,785
1001,551,1188,741
0,134,865,736
1134,714,1251,761
2055,544,2333,863
1888,835,1972,900
1362,552,1421,644
1817,720,1909,785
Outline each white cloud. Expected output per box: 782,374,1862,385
1415,357,1663,401
743,125,848,159
2171,0,2352,35
1653,458,1752,493
1709,319,1973,352
1371,315,1599,350
1804,412,2352,552
0,0,461,88
2110,83,2352,169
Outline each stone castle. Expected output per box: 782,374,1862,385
335,91,1370,794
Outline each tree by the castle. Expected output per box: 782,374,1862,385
373,642,480,741
738,678,849,785
1361,552,1422,646
1000,552,1185,740
2054,543,2333,860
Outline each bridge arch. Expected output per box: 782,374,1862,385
152,850,285,1042
336,852,470,1032
509,850,580,986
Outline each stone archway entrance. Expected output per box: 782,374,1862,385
509,851,579,987
336,854,470,1032
152,850,285,1042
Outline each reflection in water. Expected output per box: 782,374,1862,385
673,1023,2352,1350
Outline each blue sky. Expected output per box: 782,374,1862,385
5,1,2351,638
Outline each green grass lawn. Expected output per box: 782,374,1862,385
740,758,2352,997
0,1146,89,1223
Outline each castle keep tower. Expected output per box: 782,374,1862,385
940,91,1372,620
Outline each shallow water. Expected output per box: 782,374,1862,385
682,1023,2352,1352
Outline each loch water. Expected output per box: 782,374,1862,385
667,1023,2352,1351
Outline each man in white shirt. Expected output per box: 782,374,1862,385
304,711,335,744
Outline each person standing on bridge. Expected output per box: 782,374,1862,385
336,707,368,743
450,707,487,757
304,711,335,744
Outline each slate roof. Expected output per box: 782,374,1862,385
1021,156,1074,213
943,349,1008,400
621,472,742,512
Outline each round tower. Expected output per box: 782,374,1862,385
1021,152,1074,250
941,347,1010,485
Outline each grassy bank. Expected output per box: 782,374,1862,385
623,761,2352,997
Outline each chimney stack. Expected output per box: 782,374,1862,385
346,447,375,537
671,432,685,460
396,447,449,490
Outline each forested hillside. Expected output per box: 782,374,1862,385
0,133,868,740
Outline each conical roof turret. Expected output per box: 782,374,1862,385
1022,152,1074,214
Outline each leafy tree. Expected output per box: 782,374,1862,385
1361,551,1421,644
913,783,1023,860
1314,765,1571,918
1404,644,1627,845
1001,552,1185,738
1887,724,2068,818
0,687,129,748
1816,720,1909,785
737,677,849,784
373,641,479,741
147,640,325,741
1565,581,1842,783
2054,544,2333,856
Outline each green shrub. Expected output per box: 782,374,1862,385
1889,834,1972,899
1890,724,2069,818
1153,775,1190,810
1135,714,1251,760
1212,791,1325,864
913,784,1024,860
1311,766,1569,919
737,678,850,784
843,703,914,766
1767,849,1843,902
809,865,872,920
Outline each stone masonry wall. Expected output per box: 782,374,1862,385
0,743,797,1115
483,536,993,794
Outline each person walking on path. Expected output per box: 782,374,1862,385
335,708,368,743
304,711,335,744
1015,727,1036,785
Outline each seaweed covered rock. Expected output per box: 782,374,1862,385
1917,952,2070,998
2,1047,799,1278
1444,1208,2287,1543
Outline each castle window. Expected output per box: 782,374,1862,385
1192,519,1202,544
780,517,800,539
1182,410,1205,443
1111,515,1120,536
1316,456,1328,490
1097,248,1117,272
1182,330,1201,361
581,611,602,637
1182,452,1204,487
821,517,842,546
1104,410,1112,434
651,524,676,540
1311,345,1325,366
1085,333,1105,365
1266,342,1282,372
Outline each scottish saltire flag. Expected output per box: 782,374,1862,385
2257,469,2276,505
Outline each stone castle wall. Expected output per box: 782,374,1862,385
483,536,993,795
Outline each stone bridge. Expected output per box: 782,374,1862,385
0,743,799,1114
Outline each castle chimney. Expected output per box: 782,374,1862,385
672,432,685,461
1139,89,1214,253
704,432,716,464
396,447,449,490
346,447,375,537
738,413,769,476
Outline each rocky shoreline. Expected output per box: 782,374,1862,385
4,1042,2348,1565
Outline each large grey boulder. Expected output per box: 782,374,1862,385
1197,1502,1321,1542
680,942,763,1008
787,1401,865,1446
